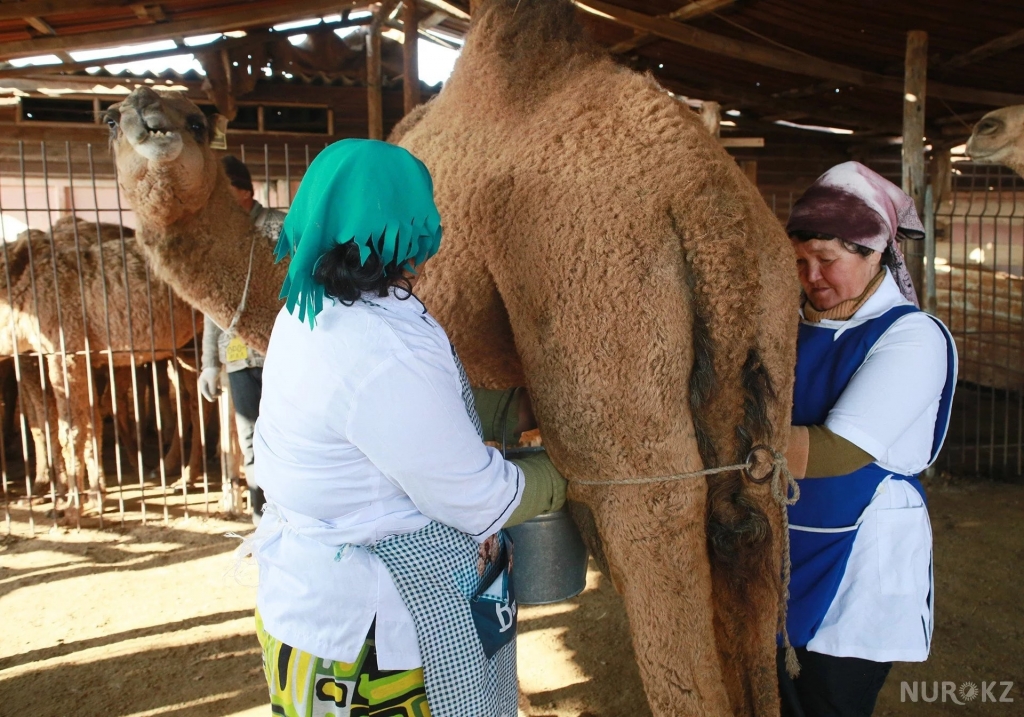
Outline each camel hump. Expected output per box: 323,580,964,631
462,0,599,91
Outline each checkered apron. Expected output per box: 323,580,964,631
366,344,517,717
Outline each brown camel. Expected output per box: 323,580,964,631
0,216,205,505
967,105,1024,176
104,3,798,712
101,92,286,352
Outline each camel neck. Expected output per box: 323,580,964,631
135,176,276,347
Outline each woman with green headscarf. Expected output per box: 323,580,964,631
245,139,566,717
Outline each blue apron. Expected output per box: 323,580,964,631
786,304,955,647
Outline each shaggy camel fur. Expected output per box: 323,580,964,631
393,2,799,715
104,6,799,709
0,216,203,503
103,88,286,353
967,105,1024,176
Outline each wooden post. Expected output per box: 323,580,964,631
403,0,421,114
701,100,721,137
902,30,927,298
367,3,386,140
930,145,952,207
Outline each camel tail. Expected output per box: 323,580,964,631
676,209,779,585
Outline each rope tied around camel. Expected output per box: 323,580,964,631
570,445,804,678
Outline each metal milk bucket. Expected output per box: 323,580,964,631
503,447,589,605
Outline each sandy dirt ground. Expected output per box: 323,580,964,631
0,475,1021,717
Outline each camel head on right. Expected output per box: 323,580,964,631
967,105,1024,178
104,87,220,228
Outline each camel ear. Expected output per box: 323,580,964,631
210,113,229,150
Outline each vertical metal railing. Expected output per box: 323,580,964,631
926,162,1023,477
0,139,324,535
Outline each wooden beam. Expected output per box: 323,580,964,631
0,0,364,61
0,17,372,79
903,30,927,298
659,75,902,134
403,0,421,114
419,0,469,21
24,16,55,35
0,0,129,22
720,137,764,148
942,28,1024,70
196,47,237,120
577,0,1024,107
611,0,736,55
131,4,167,22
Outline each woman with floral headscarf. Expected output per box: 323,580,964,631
245,139,565,717
778,162,957,717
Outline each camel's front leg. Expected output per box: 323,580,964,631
586,479,732,717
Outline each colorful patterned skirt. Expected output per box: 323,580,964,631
256,611,431,717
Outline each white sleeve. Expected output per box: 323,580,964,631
824,314,947,464
346,350,523,540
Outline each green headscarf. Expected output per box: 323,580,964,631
275,139,443,327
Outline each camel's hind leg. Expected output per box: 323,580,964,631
46,356,104,511
586,481,733,716
163,356,206,485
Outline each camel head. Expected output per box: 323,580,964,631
104,87,219,227
967,105,1024,177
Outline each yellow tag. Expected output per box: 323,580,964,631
225,336,249,363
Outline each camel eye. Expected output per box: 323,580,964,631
185,115,207,141
106,118,117,129
976,119,1002,135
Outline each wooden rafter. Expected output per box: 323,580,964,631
131,4,167,22
0,0,364,61
0,0,130,22
24,15,56,35
941,28,1024,70
420,0,469,20
610,0,736,55
0,16,375,79
577,0,1024,107
658,74,903,134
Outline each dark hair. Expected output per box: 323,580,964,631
312,241,412,306
790,230,897,272
221,155,254,193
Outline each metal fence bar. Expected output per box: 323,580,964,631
86,144,127,528
64,143,105,529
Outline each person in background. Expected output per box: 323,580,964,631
199,156,286,522
780,162,957,717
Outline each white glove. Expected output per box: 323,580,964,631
199,367,221,402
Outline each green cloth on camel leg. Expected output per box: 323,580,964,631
275,139,443,328
471,387,522,445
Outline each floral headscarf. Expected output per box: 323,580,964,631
786,161,925,306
